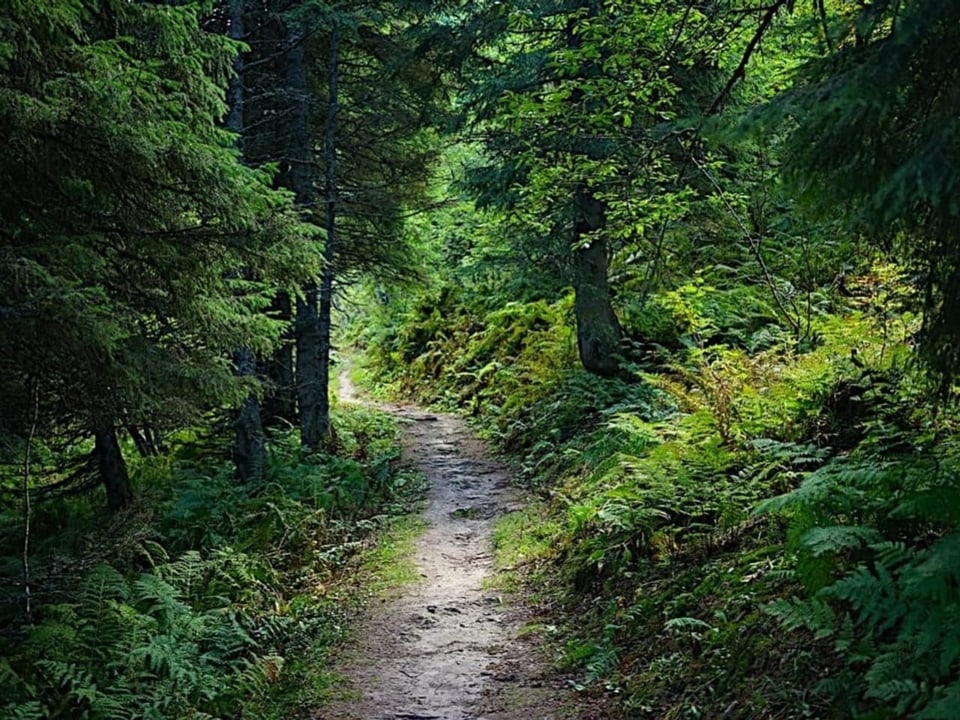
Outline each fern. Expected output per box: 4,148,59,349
800,525,884,557
663,616,715,634
915,682,960,720
768,597,836,639
1,702,45,720
765,441,960,718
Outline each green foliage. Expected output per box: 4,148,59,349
2,557,265,719
355,217,925,715
761,0,960,381
347,1,960,718
0,404,415,720
0,0,318,500
7,0,960,717
760,434,960,718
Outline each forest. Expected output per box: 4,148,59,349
2,0,959,718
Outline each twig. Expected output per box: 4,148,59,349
23,377,39,621
707,0,791,115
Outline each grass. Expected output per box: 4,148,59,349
492,504,561,570
360,513,427,597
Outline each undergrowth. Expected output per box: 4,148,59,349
353,268,960,718
0,404,423,720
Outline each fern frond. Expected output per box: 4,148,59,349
79,563,130,607
133,574,192,627
767,597,836,638
800,525,883,557
1,702,44,720
155,550,207,601
915,681,960,719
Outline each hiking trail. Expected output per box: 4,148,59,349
317,372,579,720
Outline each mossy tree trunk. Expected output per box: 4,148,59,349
573,187,621,376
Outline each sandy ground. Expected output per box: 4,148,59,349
317,374,578,720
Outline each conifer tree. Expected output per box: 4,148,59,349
0,0,313,507
240,0,441,449
768,0,960,382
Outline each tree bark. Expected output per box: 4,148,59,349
296,288,321,448
261,290,297,424
95,426,132,512
317,22,339,441
126,425,159,458
573,188,621,376
234,348,266,485
286,21,322,450
228,0,266,484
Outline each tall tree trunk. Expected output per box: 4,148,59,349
567,1,621,376
95,426,132,512
261,290,296,424
317,23,339,440
286,22,321,450
228,0,266,484
573,188,621,376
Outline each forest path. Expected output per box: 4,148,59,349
317,370,578,720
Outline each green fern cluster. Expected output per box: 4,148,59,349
761,440,960,718
1,403,413,720
0,559,269,719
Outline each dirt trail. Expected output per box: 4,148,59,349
319,373,577,720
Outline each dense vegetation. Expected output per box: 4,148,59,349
1,1,432,717
352,1,960,718
4,0,960,718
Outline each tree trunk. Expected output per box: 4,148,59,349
567,3,622,376
226,0,244,145
95,426,132,512
286,22,322,450
234,348,266,485
261,290,297,424
296,288,321,448
126,425,159,458
573,188,621,376
228,0,266,484
317,23,339,440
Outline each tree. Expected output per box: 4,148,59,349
222,0,327,450
0,0,315,507
240,0,442,449
225,0,267,485
454,0,752,374
765,0,960,382
307,1,443,437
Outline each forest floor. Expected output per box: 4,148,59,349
317,372,581,720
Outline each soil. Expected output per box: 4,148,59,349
317,375,579,720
